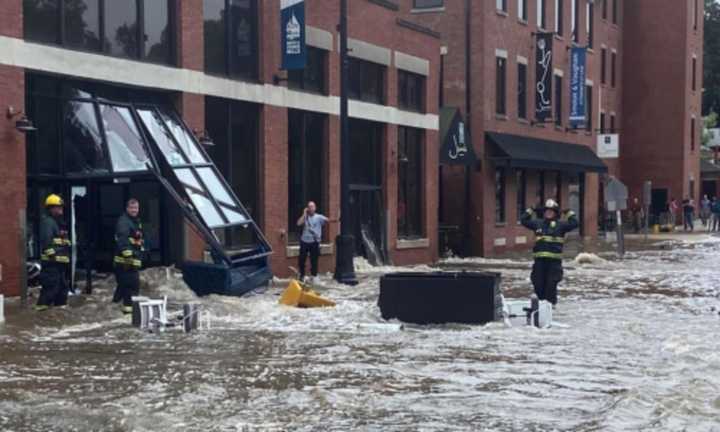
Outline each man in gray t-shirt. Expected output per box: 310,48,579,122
296,201,329,280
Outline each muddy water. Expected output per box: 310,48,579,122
1,238,720,431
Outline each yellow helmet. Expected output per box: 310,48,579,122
45,194,64,207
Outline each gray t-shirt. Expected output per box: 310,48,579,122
301,213,328,243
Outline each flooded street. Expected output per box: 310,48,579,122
2,237,720,431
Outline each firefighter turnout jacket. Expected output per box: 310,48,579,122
520,208,579,260
39,214,71,265
114,213,145,270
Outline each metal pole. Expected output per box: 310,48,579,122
616,209,625,257
334,0,358,285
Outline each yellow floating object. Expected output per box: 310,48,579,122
652,224,660,234
279,280,336,308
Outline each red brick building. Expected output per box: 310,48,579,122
402,0,702,255
0,0,440,297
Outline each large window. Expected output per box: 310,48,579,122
537,0,546,29
496,168,506,223
204,97,260,247
349,58,386,105
496,56,507,115
518,62,528,119
554,74,563,127
203,0,259,80
288,110,326,243
398,127,424,239
288,47,327,94
555,0,564,36
414,0,443,8
497,0,507,12
398,70,426,112
23,0,174,64
519,0,528,21
350,120,384,186
585,85,593,132
586,2,594,48
516,170,527,223
571,0,579,43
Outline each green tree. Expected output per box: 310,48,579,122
702,111,719,148
704,0,720,116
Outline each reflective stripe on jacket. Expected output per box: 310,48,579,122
114,213,145,269
39,214,71,265
520,208,579,260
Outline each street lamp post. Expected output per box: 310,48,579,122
334,0,358,285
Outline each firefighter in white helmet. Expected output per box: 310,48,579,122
520,198,578,306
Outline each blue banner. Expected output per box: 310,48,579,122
281,0,306,70
569,47,587,128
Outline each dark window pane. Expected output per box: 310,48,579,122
398,127,423,238
144,0,172,63
585,85,593,132
516,170,526,223
495,168,505,223
349,58,385,104
104,0,138,58
288,110,326,243
398,70,425,112
64,0,101,51
555,75,563,126
24,0,60,44
288,47,327,94
29,95,62,175
204,0,227,74
518,63,527,119
99,104,150,172
350,120,383,185
64,100,110,174
229,0,258,80
414,0,443,8
496,57,506,115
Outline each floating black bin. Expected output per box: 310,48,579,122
180,256,272,297
379,272,503,325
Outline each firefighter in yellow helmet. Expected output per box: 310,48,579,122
36,194,72,311
521,198,579,306
113,198,145,314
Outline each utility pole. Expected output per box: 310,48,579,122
334,0,358,285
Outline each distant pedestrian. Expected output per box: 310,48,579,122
630,197,644,233
669,198,679,228
682,198,695,232
712,197,720,232
700,195,711,227
296,201,329,282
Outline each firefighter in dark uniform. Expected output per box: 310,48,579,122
521,199,579,306
36,194,71,311
113,198,145,314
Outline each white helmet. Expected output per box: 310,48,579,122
544,199,560,213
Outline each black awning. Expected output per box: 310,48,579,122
701,159,720,179
487,132,608,173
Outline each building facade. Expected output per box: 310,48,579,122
0,0,441,297
402,0,702,255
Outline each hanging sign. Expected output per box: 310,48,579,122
534,33,554,122
440,109,476,166
281,0,306,70
597,134,619,158
569,47,587,128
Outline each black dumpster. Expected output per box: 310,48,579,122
180,256,272,297
378,272,502,325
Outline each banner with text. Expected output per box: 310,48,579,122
535,33,554,122
569,47,587,128
281,0,306,70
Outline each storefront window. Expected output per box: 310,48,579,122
349,58,386,105
63,100,110,174
64,0,101,51
203,0,259,80
350,120,384,186
398,70,425,112
288,110,326,243
100,104,149,172
398,127,424,239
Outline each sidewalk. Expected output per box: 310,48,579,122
623,230,719,243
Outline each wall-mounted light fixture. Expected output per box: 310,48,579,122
7,106,37,133
193,129,215,147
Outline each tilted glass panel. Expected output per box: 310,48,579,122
196,167,235,207
222,207,248,225
100,104,150,172
174,168,226,228
159,109,208,164
138,109,188,166
64,100,110,174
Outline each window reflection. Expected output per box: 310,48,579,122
143,0,171,63
64,100,109,173
138,109,187,166
100,104,149,172
103,0,138,58
160,110,207,164
23,0,60,44
64,0,101,51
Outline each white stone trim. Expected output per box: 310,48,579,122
395,51,430,76
554,68,564,77
495,49,509,59
345,37,392,65
286,243,334,258
396,238,430,250
281,0,303,8
586,79,594,86
440,46,448,55
306,26,333,51
611,48,618,54
494,238,507,247
516,55,528,65
515,236,527,245
0,36,439,131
